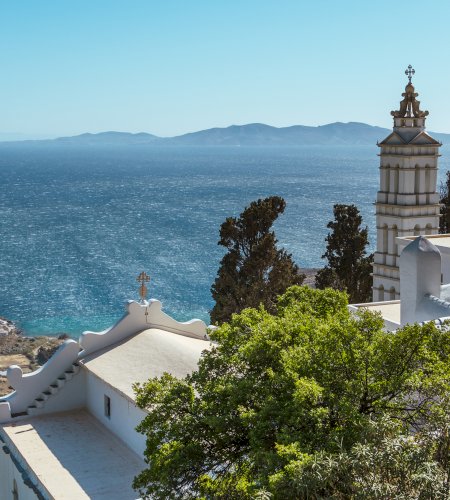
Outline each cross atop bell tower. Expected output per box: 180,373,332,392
405,64,415,83
372,67,441,302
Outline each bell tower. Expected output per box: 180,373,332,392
372,66,441,301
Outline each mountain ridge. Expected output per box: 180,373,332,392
1,122,449,147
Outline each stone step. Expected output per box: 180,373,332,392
40,392,51,401
11,411,28,418
27,405,38,416
34,398,45,409
56,377,66,388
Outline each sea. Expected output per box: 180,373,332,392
0,144,448,337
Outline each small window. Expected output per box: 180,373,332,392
12,479,18,500
104,395,111,418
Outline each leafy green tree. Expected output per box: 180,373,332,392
315,204,373,303
133,286,450,499
440,171,450,234
272,419,450,498
210,196,304,324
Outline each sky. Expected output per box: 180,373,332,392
1,0,450,138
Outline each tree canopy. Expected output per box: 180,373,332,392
133,286,450,499
210,196,304,324
315,204,373,303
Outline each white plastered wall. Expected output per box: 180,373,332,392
0,442,40,500
85,371,147,457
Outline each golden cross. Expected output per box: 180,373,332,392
136,271,151,302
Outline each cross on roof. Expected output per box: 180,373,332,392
136,271,150,302
405,65,415,84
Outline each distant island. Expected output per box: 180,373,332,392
1,122,449,147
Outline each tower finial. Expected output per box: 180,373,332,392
391,66,428,118
405,64,415,84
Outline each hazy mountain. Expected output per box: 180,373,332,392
53,131,160,145
0,132,57,141
164,122,391,146
1,122,449,147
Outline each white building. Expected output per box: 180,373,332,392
0,299,211,499
353,234,450,331
372,67,441,301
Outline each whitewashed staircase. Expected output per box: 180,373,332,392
26,362,80,416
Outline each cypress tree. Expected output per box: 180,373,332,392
315,204,373,303
210,196,304,324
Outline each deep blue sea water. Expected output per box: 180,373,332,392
0,145,448,337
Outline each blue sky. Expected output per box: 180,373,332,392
1,1,450,138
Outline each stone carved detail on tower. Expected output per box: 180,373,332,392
391,82,429,118
391,66,428,118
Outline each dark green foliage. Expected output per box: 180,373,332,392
315,204,373,303
133,286,450,499
210,196,304,324
440,171,450,234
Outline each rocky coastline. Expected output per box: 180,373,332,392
0,317,66,396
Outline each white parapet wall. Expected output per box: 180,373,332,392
79,299,208,358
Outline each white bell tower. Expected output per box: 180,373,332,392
372,66,441,301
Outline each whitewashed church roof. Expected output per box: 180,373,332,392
82,327,211,401
352,300,401,325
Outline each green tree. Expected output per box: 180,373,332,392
133,286,450,499
210,196,304,324
315,204,373,303
440,170,450,234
